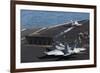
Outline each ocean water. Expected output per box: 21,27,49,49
21,10,89,29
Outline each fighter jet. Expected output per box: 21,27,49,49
44,40,86,56
72,20,82,26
